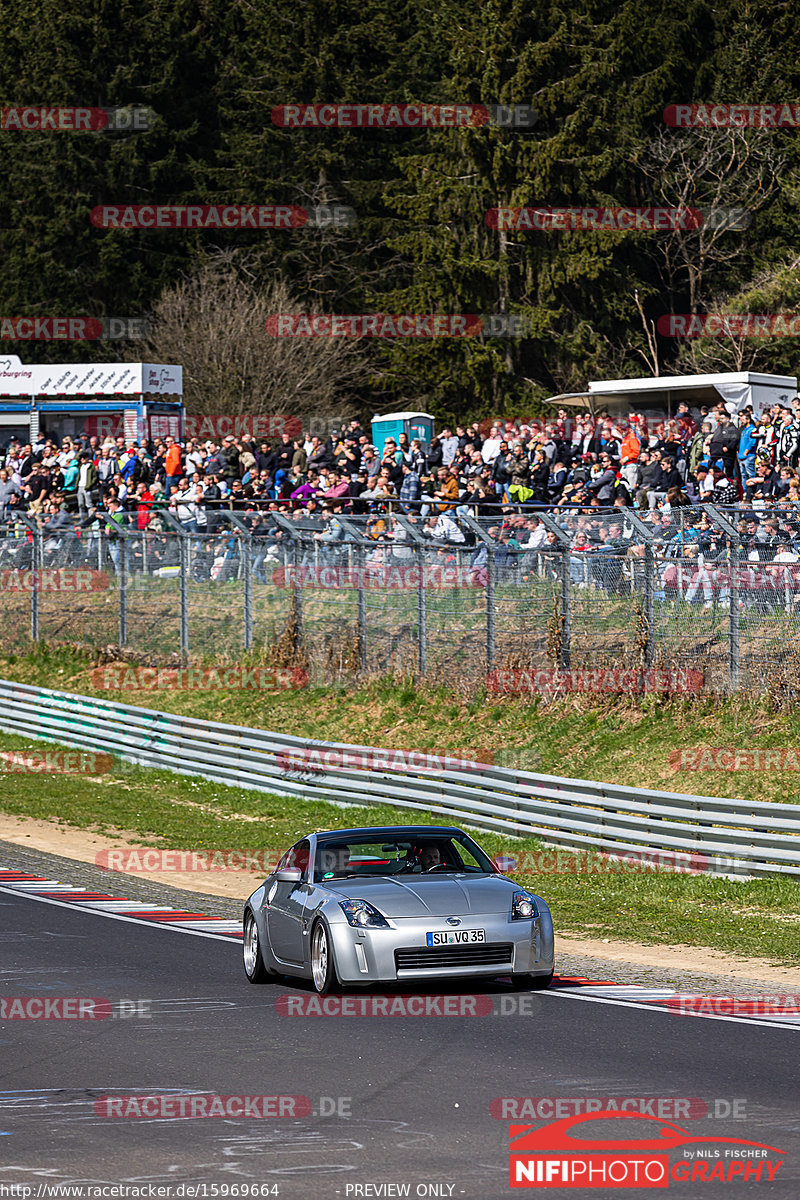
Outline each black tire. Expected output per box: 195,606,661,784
511,970,553,991
243,910,272,983
310,920,341,995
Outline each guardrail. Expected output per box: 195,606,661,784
0,678,798,879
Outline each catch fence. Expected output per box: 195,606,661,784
2,504,800,694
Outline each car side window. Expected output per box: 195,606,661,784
282,839,310,879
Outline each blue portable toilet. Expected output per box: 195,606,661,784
371,411,435,456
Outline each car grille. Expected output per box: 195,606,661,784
395,943,514,971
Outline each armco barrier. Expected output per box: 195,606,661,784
0,679,799,878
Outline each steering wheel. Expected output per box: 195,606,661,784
424,863,452,873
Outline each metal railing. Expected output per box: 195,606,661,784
0,678,798,879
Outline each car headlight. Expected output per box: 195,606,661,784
512,891,539,920
339,899,390,928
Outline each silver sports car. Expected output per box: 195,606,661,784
242,825,554,993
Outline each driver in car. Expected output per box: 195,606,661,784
319,845,351,877
420,845,443,871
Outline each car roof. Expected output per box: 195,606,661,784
312,825,464,840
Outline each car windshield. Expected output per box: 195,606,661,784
313,832,495,882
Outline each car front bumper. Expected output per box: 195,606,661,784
326,909,554,984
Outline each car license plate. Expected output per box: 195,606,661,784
426,929,486,946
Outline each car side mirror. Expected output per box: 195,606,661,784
274,868,303,883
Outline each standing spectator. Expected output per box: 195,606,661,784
480,426,502,464
76,453,99,517
491,441,513,499
619,421,641,492
163,435,182,498
275,432,294,473
439,427,460,466
708,409,740,475
255,440,277,475
736,413,758,483
97,446,119,496
221,436,242,482
777,408,800,469
509,444,533,503
291,438,308,476
399,461,421,510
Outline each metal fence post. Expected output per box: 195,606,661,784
179,531,190,664
31,525,41,642
417,543,427,676
560,547,571,668
486,548,496,669
243,533,253,650
729,536,740,690
119,538,128,647
356,545,367,671
293,535,303,652
643,543,655,667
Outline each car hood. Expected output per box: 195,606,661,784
324,874,525,918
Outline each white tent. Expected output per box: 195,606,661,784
587,371,797,420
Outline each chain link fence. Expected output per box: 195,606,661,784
3,503,800,694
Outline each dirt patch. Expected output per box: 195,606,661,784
556,931,800,988
0,812,259,900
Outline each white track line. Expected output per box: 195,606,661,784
0,884,242,943
545,985,800,1031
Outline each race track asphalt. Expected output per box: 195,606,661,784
2,884,800,1200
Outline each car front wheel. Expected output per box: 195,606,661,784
310,921,341,995
243,910,272,983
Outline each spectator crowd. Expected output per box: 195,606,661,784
2,398,800,578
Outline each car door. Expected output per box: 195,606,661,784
266,839,311,964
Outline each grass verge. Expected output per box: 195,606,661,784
3,645,800,805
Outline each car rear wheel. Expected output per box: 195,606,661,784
243,910,272,983
310,921,341,995
511,970,553,990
